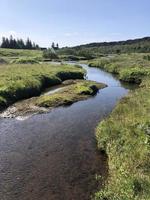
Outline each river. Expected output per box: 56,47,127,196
0,63,133,200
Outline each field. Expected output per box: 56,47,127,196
0,48,43,63
93,53,150,200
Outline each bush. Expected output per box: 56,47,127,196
43,48,58,59
119,67,148,83
77,49,95,60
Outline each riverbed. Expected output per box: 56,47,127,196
0,64,133,200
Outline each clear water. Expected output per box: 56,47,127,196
0,64,133,200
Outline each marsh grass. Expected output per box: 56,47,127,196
93,53,150,200
36,80,106,108
0,64,85,109
95,83,150,200
89,53,150,83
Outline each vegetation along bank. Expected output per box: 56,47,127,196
91,53,150,200
0,63,85,110
1,80,106,118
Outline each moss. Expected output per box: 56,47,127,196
36,80,106,108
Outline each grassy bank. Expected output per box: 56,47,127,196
93,54,150,200
0,63,85,110
36,80,106,108
89,53,150,83
0,80,107,118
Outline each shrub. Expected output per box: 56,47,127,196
119,67,148,83
43,48,58,59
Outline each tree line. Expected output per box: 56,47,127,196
0,35,39,49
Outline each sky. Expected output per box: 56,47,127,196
0,0,149,47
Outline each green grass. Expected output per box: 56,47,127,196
0,48,43,63
0,48,42,57
89,53,150,83
95,82,150,200
0,63,85,110
36,80,106,108
93,53,150,200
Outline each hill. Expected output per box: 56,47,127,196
59,37,150,57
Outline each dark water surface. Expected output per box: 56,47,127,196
0,64,132,200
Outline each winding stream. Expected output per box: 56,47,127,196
0,64,133,200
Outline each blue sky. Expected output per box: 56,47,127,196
0,0,149,47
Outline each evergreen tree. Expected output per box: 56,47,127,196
0,36,39,49
43,48,58,59
35,44,39,49
56,43,59,50
17,39,25,49
9,35,14,48
25,38,33,49
1,37,6,48
32,42,36,49
51,42,55,49
5,38,10,48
